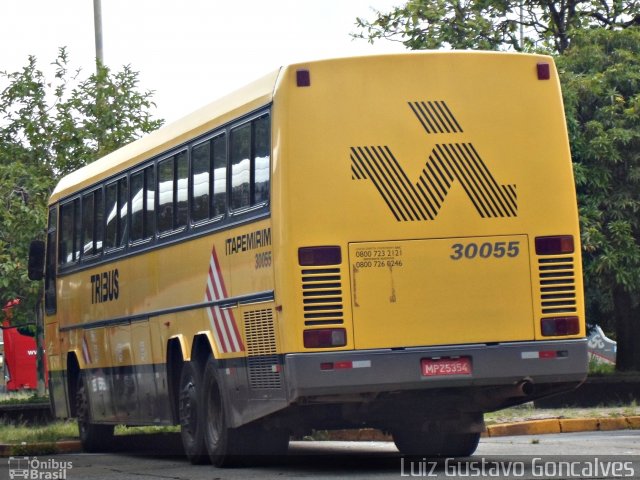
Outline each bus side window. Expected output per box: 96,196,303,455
105,178,128,251
73,198,81,261
105,182,118,250
144,166,155,237
212,134,227,216
230,123,251,210
130,166,155,243
253,114,270,204
191,140,211,223
130,171,144,242
95,189,104,255
82,189,104,258
59,199,80,264
82,192,94,256
176,151,189,228
118,177,128,247
158,157,175,233
45,206,57,314
230,114,270,212
58,202,74,265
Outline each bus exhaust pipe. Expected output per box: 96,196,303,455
515,380,535,397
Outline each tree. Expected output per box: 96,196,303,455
0,48,163,325
354,0,640,53
558,28,640,371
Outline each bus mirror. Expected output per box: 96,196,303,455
28,240,45,281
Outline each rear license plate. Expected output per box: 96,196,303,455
421,357,472,377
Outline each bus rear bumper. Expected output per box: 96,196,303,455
285,339,588,403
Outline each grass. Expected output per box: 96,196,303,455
115,425,179,435
588,357,616,375
0,419,77,444
0,420,180,445
0,392,48,406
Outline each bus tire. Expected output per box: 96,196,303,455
201,357,244,467
178,361,209,464
76,374,114,453
392,430,480,457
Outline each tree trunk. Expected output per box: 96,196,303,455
613,286,640,371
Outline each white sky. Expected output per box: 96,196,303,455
0,0,405,123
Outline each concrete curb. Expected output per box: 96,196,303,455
483,415,640,437
325,416,640,442
1,417,639,456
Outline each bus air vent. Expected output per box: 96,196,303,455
301,267,345,326
244,308,282,390
537,256,577,315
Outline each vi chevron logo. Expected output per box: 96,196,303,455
350,101,517,222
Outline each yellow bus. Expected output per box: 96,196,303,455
29,52,587,464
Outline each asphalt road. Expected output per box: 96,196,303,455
2,431,639,480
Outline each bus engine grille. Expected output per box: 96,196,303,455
301,267,345,326
538,256,577,315
244,308,282,390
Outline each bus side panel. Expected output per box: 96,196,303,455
219,220,290,427
45,320,69,418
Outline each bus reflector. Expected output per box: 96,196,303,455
304,328,346,348
541,316,580,336
320,360,372,370
296,69,311,87
298,246,341,266
537,63,550,80
535,235,574,255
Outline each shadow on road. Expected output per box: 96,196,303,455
108,432,403,470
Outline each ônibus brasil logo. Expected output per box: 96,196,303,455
8,457,73,480
350,101,517,222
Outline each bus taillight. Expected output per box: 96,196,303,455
535,235,574,255
298,246,341,266
541,316,580,336
304,328,346,348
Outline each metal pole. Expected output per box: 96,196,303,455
93,0,104,70
519,0,524,50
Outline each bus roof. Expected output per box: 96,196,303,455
49,68,281,204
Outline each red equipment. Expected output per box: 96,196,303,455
2,299,47,391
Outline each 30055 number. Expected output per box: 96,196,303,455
450,241,520,260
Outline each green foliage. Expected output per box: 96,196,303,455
0,48,163,325
0,419,77,444
558,28,640,370
588,357,616,376
0,393,48,406
354,0,640,53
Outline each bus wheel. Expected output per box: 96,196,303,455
76,374,114,452
178,361,209,464
201,357,240,467
392,430,480,457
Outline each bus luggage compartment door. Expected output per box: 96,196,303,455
348,235,534,350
